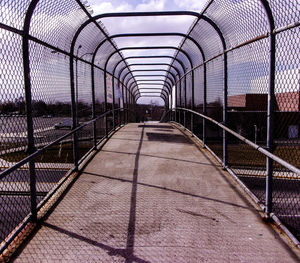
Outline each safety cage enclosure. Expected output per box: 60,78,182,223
0,0,300,256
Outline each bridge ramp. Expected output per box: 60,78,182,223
14,123,299,262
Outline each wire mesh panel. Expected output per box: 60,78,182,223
29,43,72,143
1,0,300,255
271,162,300,241
0,0,129,254
186,72,192,108
0,167,31,242
0,32,27,167
204,57,223,160
184,0,300,243
193,66,204,139
226,38,269,194
0,0,31,30
77,60,92,122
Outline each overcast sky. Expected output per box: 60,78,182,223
88,0,207,105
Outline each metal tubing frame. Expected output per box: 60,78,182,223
91,32,205,102
84,30,203,108
129,76,173,92
129,76,174,92
166,13,227,152
120,62,181,85
22,0,39,223
260,0,276,217
4,5,280,253
121,69,179,109
122,69,177,90
104,45,194,109
69,11,211,110
126,74,174,86
111,55,186,93
133,86,169,98
136,80,172,87
111,45,193,94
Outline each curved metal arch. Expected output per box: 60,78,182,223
138,92,168,104
110,55,185,87
122,69,177,89
71,12,229,117
129,75,175,90
122,69,178,105
111,46,193,90
131,83,167,92
71,11,205,55
93,32,205,70
123,56,183,90
128,74,174,92
127,74,175,86
137,92,168,102
134,87,168,99
130,77,172,96
130,79,172,92
135,80,172,89
120,63,181,93
110,53,187,73
136,80,169,84
69,12,206,112
117,55,184,91
93,32,205,107
132,81,173,95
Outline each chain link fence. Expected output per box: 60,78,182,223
0,0,136,255
164,0,300,245
1,0,300,256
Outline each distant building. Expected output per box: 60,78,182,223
227,69,300,139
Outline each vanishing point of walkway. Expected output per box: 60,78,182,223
13,123,299,262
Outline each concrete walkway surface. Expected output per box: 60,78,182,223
13,123,300,262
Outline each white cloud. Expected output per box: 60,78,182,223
173,0,207,12
91,1,133,14
136,0,166,11
88,0,203,104
90,0,198,60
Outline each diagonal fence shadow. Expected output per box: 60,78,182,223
40,222,150,263
125,126,145,263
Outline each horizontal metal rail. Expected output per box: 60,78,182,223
174,108,300,175
0,108,129,255
0,108,125,181
173,19,300,87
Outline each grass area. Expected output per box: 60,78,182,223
0,143,93,163
206,142,300,169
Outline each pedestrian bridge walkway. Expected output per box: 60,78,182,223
13,123,299,262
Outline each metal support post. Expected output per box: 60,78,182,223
91,64,97,149
175,84,177,122
121,84,125,125
203,64,207,146
179,81,182,124
191,70,195,134
257,0,276,217
266,25,276,217
23,1,39,222
223,53,228,168
104,71,108,138
112,75,116,131
126,88,129,123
